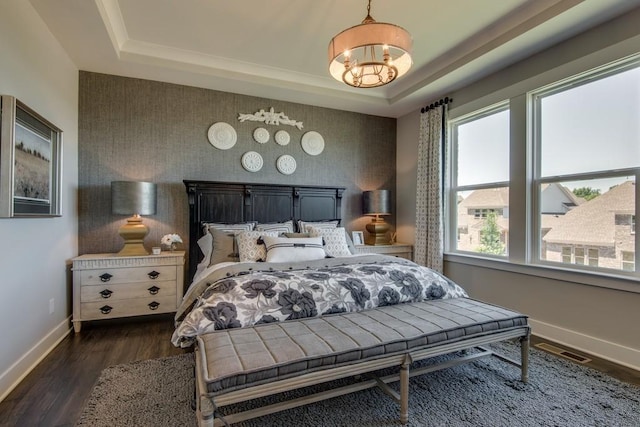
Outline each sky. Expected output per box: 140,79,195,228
455,64,639,194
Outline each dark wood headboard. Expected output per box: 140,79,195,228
184,180,345,281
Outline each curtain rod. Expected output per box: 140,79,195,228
420,97,452,114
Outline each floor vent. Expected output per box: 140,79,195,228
535,343,592,364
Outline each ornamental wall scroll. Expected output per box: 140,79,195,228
238,107,304,130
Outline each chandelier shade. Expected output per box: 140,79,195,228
328,1,412,88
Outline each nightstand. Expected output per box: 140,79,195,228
71,251,185,333
354,243,413,261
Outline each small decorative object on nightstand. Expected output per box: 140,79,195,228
355,243,413,261
161,233,183,252
71,251,184,333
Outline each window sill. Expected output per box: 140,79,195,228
444,252,639,294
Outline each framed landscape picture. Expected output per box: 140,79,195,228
0,96,62,217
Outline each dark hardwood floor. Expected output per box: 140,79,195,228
0,318,637,427
0,314,188,427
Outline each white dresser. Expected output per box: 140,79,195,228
71,251,185,333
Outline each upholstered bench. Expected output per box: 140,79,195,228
194,297,530,426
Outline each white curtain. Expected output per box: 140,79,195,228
414,104,448,272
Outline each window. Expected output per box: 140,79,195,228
447,103,510,256
446,55,639,283
472,208,500,219
531,58,639,274
588,248,599,267
622,251,634,271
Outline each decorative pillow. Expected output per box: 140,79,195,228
202,222,256,234
297,219,340,233
209,228,241,266
282,232,311,238
236,230,280,262
344,231,357,254
307,226,352,258
201,222,257,266
262,236,326,263
194,233,214,279
255,220,294,234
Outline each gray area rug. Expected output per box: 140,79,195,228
76,341,639,426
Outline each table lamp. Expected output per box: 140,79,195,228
363,189,391,245
111,181,157,256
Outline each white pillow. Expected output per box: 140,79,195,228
236,230,280,262
203,222,256,234
297,219,339,233
195,233,214,277
307,226,352,258
262,236,326,263
255,220,294,234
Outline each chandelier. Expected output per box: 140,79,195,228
328,0,413,88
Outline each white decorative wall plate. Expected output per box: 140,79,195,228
207,122,237,150
241,151,263,172
276,155,296,175
253,127,269,144
301,131,325,155
274,130,290,146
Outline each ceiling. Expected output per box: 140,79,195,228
29,0,640,118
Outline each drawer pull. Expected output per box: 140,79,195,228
99,305,113,315
148,285,160,295
99,289,113,299
148,271,160,280
148,301,160,310
99,273,113,282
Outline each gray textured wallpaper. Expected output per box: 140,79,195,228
78,72,396,262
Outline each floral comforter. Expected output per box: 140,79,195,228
172,255,468,347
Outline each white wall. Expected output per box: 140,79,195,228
397,8,640,370
0,0,78,400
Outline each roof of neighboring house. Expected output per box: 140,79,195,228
543,181,635,246
541,214,565,231
458,188,509,209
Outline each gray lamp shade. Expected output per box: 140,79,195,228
363,190,390,215
111,181,157,216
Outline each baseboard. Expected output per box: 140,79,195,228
0,316,72,403
529,318,640,372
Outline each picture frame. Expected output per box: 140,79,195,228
0,96,62,217
352,231,365,246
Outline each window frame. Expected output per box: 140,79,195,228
529,57,640,277
446,101,510,258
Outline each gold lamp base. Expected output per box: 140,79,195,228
365,217,390,245
117,215,150,256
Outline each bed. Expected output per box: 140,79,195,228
175,180,530,426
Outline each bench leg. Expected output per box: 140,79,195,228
520,334,530,384
198,395,215,427
400,358,410,424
